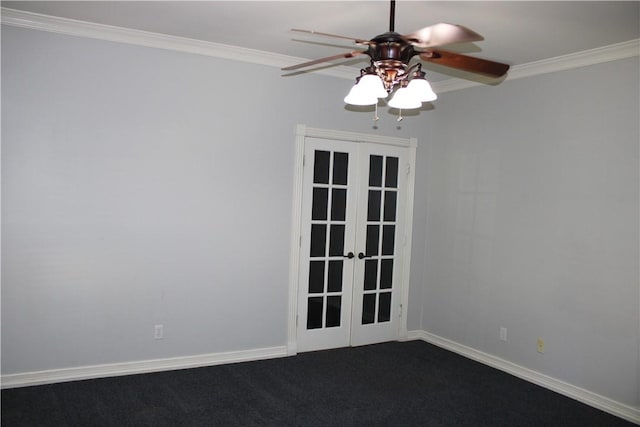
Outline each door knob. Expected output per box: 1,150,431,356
358,252,372,259
343,252,355,259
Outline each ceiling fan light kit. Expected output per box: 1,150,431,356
345,63,438,109
283,0,509,121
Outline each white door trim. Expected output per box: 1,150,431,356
287,125,417,355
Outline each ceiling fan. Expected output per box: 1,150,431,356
282,0,510,115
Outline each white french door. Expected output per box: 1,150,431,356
292,127,415,353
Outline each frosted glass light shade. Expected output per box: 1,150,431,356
407,78,437,102
358,74,388,99
344,83,378,105
388,87,421,109
344,74,387,106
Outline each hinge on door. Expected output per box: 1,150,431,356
299,235,302,247
296,315,299,326
405,163,411,176
399,304,403,318
303,155,306,167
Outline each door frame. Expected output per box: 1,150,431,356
287,125,417,355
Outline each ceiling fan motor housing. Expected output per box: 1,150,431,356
368,32,416,66
367,32,418,91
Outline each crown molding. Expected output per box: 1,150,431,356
3,7,638,92
0,7,356,80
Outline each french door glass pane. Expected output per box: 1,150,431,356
326,296,342,327
369,155,383,187
329,225,345,257
333,152,349,185
308,261,325,293
385,157,398,188
383,191,397,222
314,151,330,184
364,259,378,291
380,259,393,289
307,297,324,329
367,190,381,221
331,189,347,221
362,294,376,324
327,261,343,292
378,292,392,322
382,225,395,256
312,188,329,220
310,224,326,257
366,225,379,256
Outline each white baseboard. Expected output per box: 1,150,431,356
407,330,640,424
1,345,288,389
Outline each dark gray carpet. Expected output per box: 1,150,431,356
1,341,634,426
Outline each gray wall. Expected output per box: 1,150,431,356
416,57,639,407
1,25,427,373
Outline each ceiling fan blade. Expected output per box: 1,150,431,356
290,29,372,45
282,50,366,71
403,23,484,49
420,49,510,78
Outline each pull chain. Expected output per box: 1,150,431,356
373,102,380,121
397,108,403,121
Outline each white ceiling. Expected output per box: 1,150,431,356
2,1,639,81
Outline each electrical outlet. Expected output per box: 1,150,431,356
537,338,544,353
499,327,507,342
154,324,164,340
